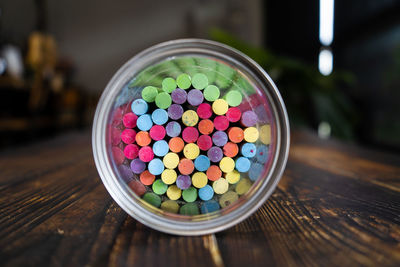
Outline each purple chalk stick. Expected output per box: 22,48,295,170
241,110,258,127
168,104,184,120
130,159,146,174
118,165,134,183
254,105,269,123
176,175,192,190
166,121,182,137
212,131,228,147
171,88,187,104
187,89,204,106
207,146,223,163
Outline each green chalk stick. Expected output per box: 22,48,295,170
143,192,161,208
142,86,159,102
192,73,209,90
155,92,172,109
204,85,220,102
162,77,177,93
179,202,199,215
176,73,191,89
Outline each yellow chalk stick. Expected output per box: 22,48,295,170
219,157,235,173
260,124,271,145
163,152,179,169
219,191,239,208
212,99,228,115
192,172,208,188
161,200,180,213
161,169,177,184
213,178,229,194
235,178,252,195
166,185,182,200
182,110,199,126
243,127,259,143
225,170,240,184
183,143,200,160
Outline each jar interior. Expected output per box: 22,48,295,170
106,55,276,220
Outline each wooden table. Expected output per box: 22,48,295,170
1,130,399,267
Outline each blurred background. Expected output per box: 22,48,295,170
0,0,399,152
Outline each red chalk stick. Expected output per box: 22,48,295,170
214,115,229,131
182,126,199,143
197,103,212,119
149,125,166,141
123,112,138,128
226,107,242,122
121,129,137,144
123,144,139,160
138,146,154,162
197,135,213,151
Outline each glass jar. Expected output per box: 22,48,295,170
92,39,289,235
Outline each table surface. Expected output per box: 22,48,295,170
1,130,399,267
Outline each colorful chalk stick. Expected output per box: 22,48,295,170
203,85,220,102
197,103,212,119
121,129,137,144
143,192,161,207
241,143,257,158
207,146,223,163
138,146,154,162
225,170,240,184
152,179,168,195
161,200,180,213
212,99,228,115
182,110,199,126
192,73,208,89
162,77,176,93
123,112,138,128
197,135,212,151
214,116,229,131
123,144,139,159
225,90,242,107
178,158,195,175
166,121,181,137
194,155,211,172
149,125,166,141
136,131,151,146
182,126,199,143
166,185,181,200
169,137,185,153
241,111,258,127
155,92,172,109
137,114,153,131
206,165,222,181
148,158,164,175
141,86,158,102
219,191,239,208
182,187,197,202
176,73,191,89
227,127,244,143
168,104,184,120
212,131,228,147
140,170,155,185
244,127,259,142
226,107,241,122
161,169,177,185
198,119,214,135
199,185,214,201
131,99,148,115
151,108,168,125
152,140,169,157
201,200,220,214
192,172,208,188
183,143,200,160
223,142,239,157
213,178,229,194
171,88,187,104
187,89,204,106
219,157,235,173
176,174,192,190
163,152,180,169
130,158,146,174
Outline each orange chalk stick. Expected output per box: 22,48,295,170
169,137,184,153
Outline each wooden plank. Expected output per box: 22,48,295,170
0,130,399,266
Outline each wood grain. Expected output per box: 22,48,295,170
0,130,399,267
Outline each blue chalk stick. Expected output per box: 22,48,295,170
199,185,214,201
137,114,153,131
148,158,164,175
256,145,269,163
152,140,169,157
151,108,168,125
131,99,148,115
201,200,220,214
235,157,251,172
194,155,210,172
241,143,257,158
248,162,264,181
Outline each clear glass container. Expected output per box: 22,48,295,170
92,39,289,235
